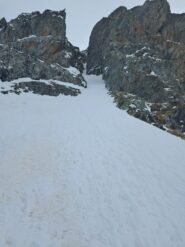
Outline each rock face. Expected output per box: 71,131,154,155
1,80,81,97
0,10,86,96
87,0,185,138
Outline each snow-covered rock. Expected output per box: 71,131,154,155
0,10,86,89
87,0,185,138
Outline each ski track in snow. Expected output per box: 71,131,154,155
0,74,185,247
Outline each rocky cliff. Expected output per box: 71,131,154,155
0,10,86,96
87,0,185,138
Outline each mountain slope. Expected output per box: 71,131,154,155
0,10,86,93
0,74,185,247
87,0,185,138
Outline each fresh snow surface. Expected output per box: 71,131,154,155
150,71,157,77
0,73,185,247
66,66,81,76
17,35,37,41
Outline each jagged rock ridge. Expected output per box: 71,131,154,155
0,10,86,96
87,0,185,138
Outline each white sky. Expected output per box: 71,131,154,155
0,0,185,49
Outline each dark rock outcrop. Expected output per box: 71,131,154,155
1,80,81,97
87,0,185,138
0,10,86,96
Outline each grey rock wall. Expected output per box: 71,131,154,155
0,10,86,90
87,0,185,138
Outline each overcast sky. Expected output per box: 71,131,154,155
0,0,185,49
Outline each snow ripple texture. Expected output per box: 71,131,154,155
0,74,185,247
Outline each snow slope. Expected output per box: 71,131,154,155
0,73,185,247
